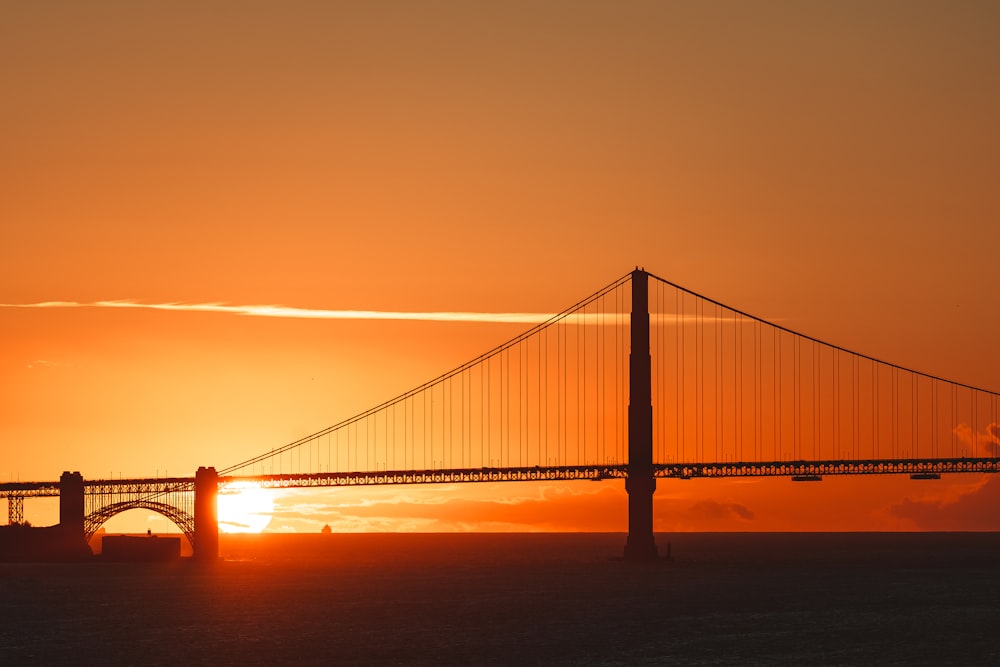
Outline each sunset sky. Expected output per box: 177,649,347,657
3,1,999,536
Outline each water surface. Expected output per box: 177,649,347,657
2,532,998,665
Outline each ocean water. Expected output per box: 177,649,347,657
2,532,999,665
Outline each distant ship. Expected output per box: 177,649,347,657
320,524,332,534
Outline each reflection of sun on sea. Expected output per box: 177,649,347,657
218,482,274,533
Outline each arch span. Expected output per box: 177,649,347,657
84,500,195,546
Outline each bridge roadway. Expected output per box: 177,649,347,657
6,456,998,499
228,456,1000,487
1,477,194,499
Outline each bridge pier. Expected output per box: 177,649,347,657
624,269,658,561
59,471,85,544
194,466,219,562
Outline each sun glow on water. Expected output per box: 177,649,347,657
218,482,274,533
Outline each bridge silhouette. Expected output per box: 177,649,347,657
3,269,999,561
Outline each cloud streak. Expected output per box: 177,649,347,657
889,476,1000,531
953,422,1000,457
1,299,758,325
0,299,555,324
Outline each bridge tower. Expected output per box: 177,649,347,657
624,269,658,561
59,471,85,544
194,466,219,561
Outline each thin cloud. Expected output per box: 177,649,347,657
687,499,755,522
1,299,759,325
889,476,1000,530
0,299,554,323
953,422,1000,457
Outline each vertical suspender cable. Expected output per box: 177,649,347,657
737,311,742,462
832,349,838,459
912,372,917,459
973,385,978,458
717,303,723,463
872,360,878,461
695,298,702,462
930,379,936,459
505,348,509,467
681,291,686,461
734,310,739,463
775,327,780,460
792,336,797,460
892,367,898,460
561,317,566,467
535,322,545,465
676,289,681,462
813,342,818,460
701,299,707,463
754,320,760,462
544,323,549,466
582,303,587,463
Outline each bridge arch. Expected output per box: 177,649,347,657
84,500,195,547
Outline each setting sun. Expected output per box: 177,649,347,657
218,483,274,534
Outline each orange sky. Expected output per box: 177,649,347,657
3,1,999,535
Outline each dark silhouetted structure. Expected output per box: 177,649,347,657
625,269,657,561
194,466,219,561
59,471,85,544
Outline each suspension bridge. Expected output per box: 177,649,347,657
3,269,999,561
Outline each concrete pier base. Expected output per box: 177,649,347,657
194,466,219,562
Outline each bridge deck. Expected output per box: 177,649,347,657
0,481,59,498
0,477,194,498
3,458,997,498
222,457,1000,489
